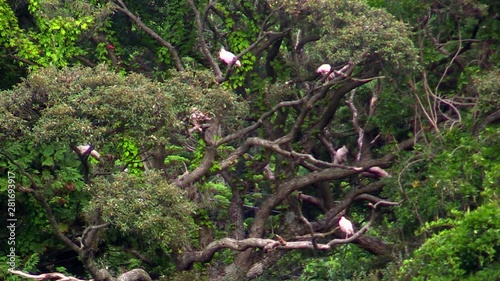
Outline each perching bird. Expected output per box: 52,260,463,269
77,145,101,160
219,46,241,67
364,166,391,179
333,145,348,165
339,216,354,238
316,64,332,77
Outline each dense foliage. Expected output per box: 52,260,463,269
1,0,499,280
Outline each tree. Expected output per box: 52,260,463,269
1,0,499,280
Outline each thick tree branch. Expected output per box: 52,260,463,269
187,0,222,77
178,198,394,272
8,269,152,281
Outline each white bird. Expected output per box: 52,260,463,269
316,64,331,77
366,166,391,178
77,145,101,160
333,145,348,165
219,47,241,67
339,216,354,238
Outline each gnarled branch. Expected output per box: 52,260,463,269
112,0,184,71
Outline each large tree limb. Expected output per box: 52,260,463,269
217,97,307,146
8,269,152,281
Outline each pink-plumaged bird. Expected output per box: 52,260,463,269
339,216,354,238
219,47,241,67
77,145,101,160
366,166,391,178
334,145,348,165
316,64,331,77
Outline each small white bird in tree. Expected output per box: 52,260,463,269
316,64,332,77
333,145,348,165
339,216,354,239
219,46,241,67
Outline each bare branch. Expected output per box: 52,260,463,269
295,194,319,249
473,109,500,135
295,35,321,53
175,120,220,188
187,0,222,77
216,97,307,146
8,268,153,281
81,223,110,248
177,237,277,269
180,195,397,271
112,0,184,71
117,269,153,281
369,79,382,117
0,151,82,253
354,194,401,206
242,137,362,171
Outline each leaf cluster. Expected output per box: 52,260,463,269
86,171,197,250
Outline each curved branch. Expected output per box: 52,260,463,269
112,0,184,71
354,194,402,207
177,237,276,269
178,197,396,271
249,157,391,239
175,121,220,188
8,269,152,281
0,151,81,253
81,223,110,248
186,0,222,77
117,269,153,281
